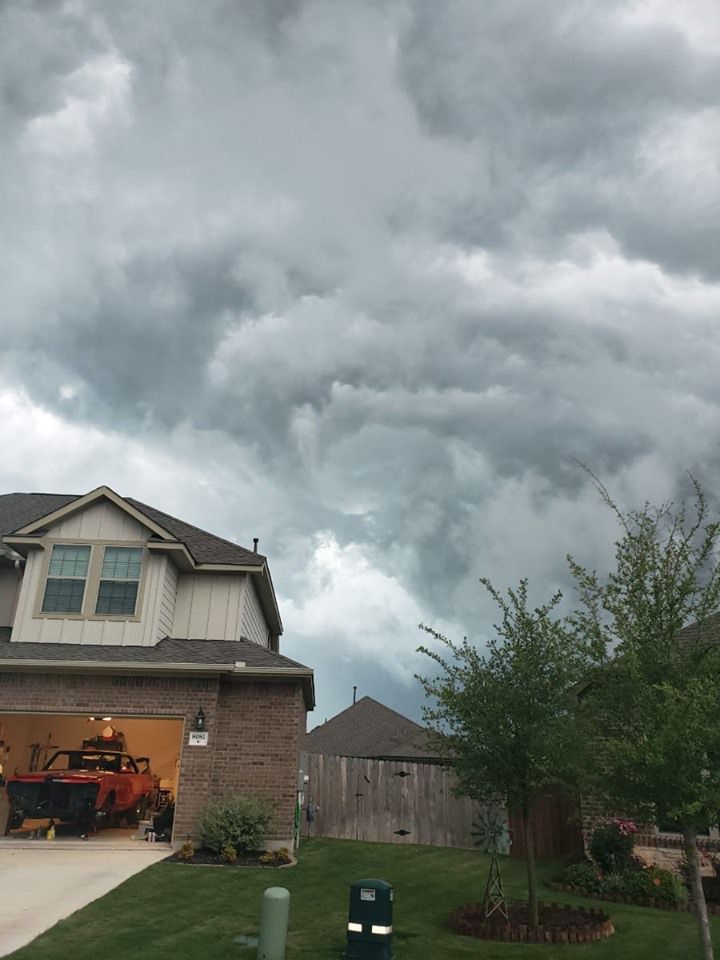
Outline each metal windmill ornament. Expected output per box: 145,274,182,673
472,806,510,921
472,807,510,854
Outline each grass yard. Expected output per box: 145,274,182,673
8,838,720,960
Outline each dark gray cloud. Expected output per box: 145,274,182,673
1,0,720,720
399,1,720,276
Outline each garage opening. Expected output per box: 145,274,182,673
0,712,184,846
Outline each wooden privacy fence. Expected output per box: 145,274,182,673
300,752,499,849
508,788,585,860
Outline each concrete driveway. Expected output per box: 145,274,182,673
0,843,167,957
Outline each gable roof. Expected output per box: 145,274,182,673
0,493,78,535
0,490,265,567
304,696,439,760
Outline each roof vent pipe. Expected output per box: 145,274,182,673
353,685,357,705
253,538,259,553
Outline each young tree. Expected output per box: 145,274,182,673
418,579,594,929
569,480,720,960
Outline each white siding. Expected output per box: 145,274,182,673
0,567,20,628
8,498,171,646
49,500,149,541
156,558,178,641
240,577,268,646
10,547,168,646
171,573,246,641
6,497,268,649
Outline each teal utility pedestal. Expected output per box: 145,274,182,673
343,879,395,960
257,887,290,960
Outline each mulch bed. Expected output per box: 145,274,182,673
449,902,614,944
166,848,294,868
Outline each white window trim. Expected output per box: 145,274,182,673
41,544,91,615
95,546,144,616
34,538,148,622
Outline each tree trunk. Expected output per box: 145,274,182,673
523,804,539,930
683,826,715,960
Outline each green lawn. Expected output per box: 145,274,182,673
8,838,719,960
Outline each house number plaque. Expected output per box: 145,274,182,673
188,731,209,746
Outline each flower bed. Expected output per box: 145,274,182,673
167,846,294,868
552,857,688,906
448,902,614,944
546,880,710,912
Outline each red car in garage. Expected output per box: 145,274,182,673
4,750,153,834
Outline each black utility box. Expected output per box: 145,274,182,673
343,878,395,960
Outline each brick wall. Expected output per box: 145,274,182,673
0,671,305,847
210,681,305,845
580,794,720,873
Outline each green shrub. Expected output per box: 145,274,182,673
199,795,274,854
559,861,604,893
220,843,238,864
558,860,686,905
259,847,292,866
620,866,686,904
600,871,627,894
177,840,195,861
590,819,636,874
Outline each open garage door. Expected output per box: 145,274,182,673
0,713,183,845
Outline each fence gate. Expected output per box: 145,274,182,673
508,788,584,859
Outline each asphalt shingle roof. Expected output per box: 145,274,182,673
0,492,264,567
0,636,308,670
304,696,439,760
676,610,720,650
0,493,78,535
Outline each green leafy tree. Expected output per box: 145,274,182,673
418,579,594,929
569,479,720,960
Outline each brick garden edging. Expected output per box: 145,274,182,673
547,881,720,915
448,903,614,944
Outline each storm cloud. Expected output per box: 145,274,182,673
2,0,720,721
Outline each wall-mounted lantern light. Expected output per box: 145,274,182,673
193,707,206,732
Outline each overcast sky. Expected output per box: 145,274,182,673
2,0,720,725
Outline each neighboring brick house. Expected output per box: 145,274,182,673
578,614,720,873
0,486,314,847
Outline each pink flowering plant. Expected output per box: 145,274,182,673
614,818,637,838
590,819,637,875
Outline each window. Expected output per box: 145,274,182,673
95,546,143,615
42,545,90,613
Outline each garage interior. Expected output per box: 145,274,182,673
0,712,183,844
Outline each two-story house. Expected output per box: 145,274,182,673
0,486,314,847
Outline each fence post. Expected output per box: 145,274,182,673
257,887,290,960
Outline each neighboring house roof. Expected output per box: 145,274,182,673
0,637,314,708
676,610,720,650
0,491,265,567
304,696,439,760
